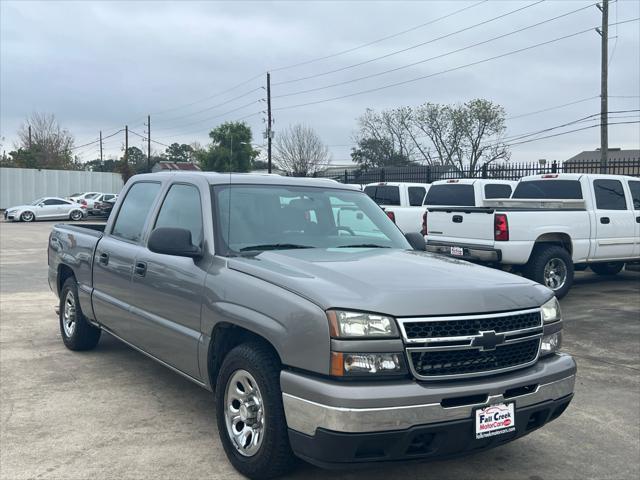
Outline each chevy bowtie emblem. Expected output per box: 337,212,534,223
471,330,506,351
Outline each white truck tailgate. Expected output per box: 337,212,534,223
426,208,495,245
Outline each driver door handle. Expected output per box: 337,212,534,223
600,216,610,224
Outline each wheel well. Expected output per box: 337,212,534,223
533,233,572,255
207,323,281,390
57,265,75,295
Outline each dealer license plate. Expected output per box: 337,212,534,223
450,246,464,256
475,402,516,439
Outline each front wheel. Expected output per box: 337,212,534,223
590,262,624,276
20,211,35,222
215,342,295,479
523,245,574,299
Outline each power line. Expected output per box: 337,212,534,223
273,18,639,112
154,87,264,126
129,129,172,148
274,2,594,99
71,129,124,150
507,96,600,120
154,100,263,139
273,0,546,87
506,120,640,147
269,0,488,73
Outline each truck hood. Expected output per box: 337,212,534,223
228,248,551,317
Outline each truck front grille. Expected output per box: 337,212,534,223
399,308,543,380
409,339,540,378
402,311,541,340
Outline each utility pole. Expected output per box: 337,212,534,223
124,125,129,166
99,130,103,163
597,0,609,173
267,72,272,174
28,125,32,149
147,114,151,172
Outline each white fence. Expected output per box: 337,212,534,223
0,167,124,209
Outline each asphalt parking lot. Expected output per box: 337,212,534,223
1,220,639,480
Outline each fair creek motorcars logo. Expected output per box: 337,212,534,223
475,403,516,439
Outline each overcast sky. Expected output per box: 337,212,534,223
1,0,639,165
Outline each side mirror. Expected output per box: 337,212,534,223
404,232,426,251
38,203,45,208
148,227,202,258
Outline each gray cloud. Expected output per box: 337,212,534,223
1,0,639,163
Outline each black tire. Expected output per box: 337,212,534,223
215,342,295,479
69,210,83,221
20,211,35,222
59,278,101,350
523,245,574,299
590,262,625,276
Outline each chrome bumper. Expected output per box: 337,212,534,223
426,241,500,262
283,371,575,436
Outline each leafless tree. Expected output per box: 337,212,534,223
16,112,76,169
355,107,418,162
274,124,330,176
410,99,509,174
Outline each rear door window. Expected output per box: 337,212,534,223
629,181,640,209
512,180,583,199
111,182,162,243
364,185,400,206
484,184,513,199
424,184,475,206
408,187,426,206
593,179,627,210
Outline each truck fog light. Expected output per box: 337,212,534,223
330,352,406,376
540,331,562,356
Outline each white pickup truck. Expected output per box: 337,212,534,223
365,179,515,234
425,173,640,298
364,182,430,233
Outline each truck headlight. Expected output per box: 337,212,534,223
541,297,561,324
540,331,562,356
327,310,399,338
330,352,407,376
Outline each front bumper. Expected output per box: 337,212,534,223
289,394,572,467
282,353,575,465
426,240,500,262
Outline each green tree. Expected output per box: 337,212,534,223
351,138,414,169
83,158,118,172
199,122,258,172
164,143,194,163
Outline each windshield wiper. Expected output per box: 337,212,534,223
239,243,314,252
337,244,390,248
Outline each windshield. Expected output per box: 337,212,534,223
212,184,409,255
31,198,44,205
84,193,99,199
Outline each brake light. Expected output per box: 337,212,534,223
541,174,558,178
446,179,459,183
386,211,396,223
494,213,509,241
421,211,428,235
80,199,87,205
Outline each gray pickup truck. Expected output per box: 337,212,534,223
48,172,576,479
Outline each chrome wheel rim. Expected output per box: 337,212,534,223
544,258,567,290
22,212,34,222
71,211,82,220
62,290,77,337
224,369,265,457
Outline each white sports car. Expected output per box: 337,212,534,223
3,197,87,222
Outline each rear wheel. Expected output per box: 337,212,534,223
20,211,35,222
59,278,101,350
215,342,295,479
523,245,574,299
69,210,83,221
590,262,624,276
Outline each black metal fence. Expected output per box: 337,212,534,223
313,159,640,184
